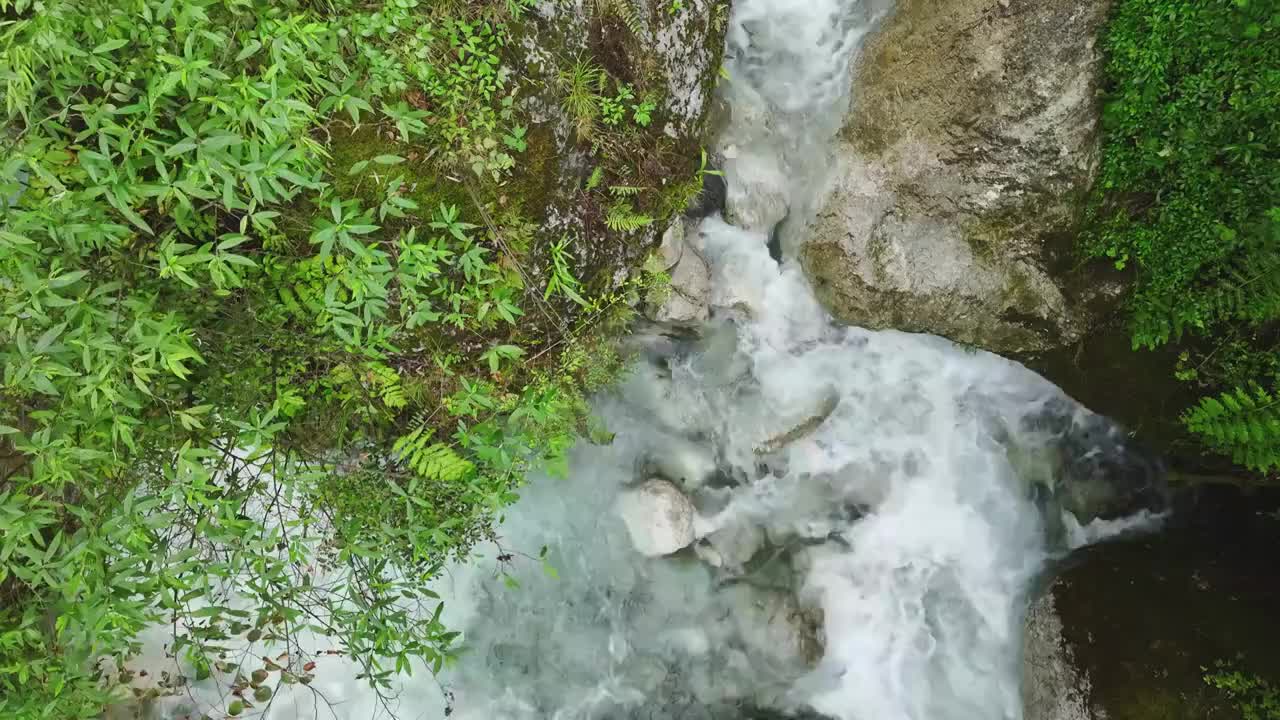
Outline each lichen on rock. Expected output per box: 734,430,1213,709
802,0,1126,352
505,0,731,295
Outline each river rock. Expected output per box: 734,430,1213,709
1023,587,1097,720
699,520,765,572
801,0,1125,352
617,479,698,556
722,584,824,672
648,221,712,323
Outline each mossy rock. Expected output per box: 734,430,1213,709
805,0,1127,353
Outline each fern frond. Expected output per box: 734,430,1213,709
605,201,653,232
1183,383,1280,471
392,427,477,483
411,443,476,483
585,166,605,191
592,0,646,37
392,425,430,458
380,383,407,409
608,185,645,197
1206,232,1280,325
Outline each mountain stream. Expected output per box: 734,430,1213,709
145,1,1169,718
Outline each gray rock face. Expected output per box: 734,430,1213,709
512,0,728,290
1023,588,1100,720
802,0,1125,352
648,221,712,323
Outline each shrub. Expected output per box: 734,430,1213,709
1087,0,1280,471
0,0,633,717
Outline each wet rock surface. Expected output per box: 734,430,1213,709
509,0,728,290
649,221,713,323
1023,587,1097,720
617,478,699,556
802,0,1125,352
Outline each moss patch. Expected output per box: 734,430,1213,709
327,124,473,215
499,121,561,221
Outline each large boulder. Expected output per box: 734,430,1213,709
511,0,730,292
801,0,1125,352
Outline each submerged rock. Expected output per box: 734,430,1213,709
721,584,824,672
617,479,698,556
802,0,1125,352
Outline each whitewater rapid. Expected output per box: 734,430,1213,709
137,0,1168,718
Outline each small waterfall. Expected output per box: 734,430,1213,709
146,1,1168,718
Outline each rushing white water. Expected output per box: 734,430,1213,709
410,225,1163,720
139,1,1168,718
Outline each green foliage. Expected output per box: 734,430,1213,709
393,426,476,484
0,0,621,717
600,82,635,126
659,147,722,218
590,0,647,38
560,56,607,140
1184,384,1280,471
599,83,655,129
1205,665,1280,720
606,201,656,232
1089,0,1280,473
545,235,589,306
1085,0,1280,348
560,58,659,140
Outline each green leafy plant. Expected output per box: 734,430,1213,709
632,98,658,127
0,1,629,717
1205,664,1280,720
1183,384,1280,472
545,235,589,306
1087,0,1280,473
1086,0,1279,347
601,83,636,126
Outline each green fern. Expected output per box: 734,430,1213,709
585,166,605,191
392,426,476,483
608,185,645,197
1202,223,1280,326
1183,383,1280,472
274,255,349,321
605,200,654,232
591,0,646,37
366,362,407,409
